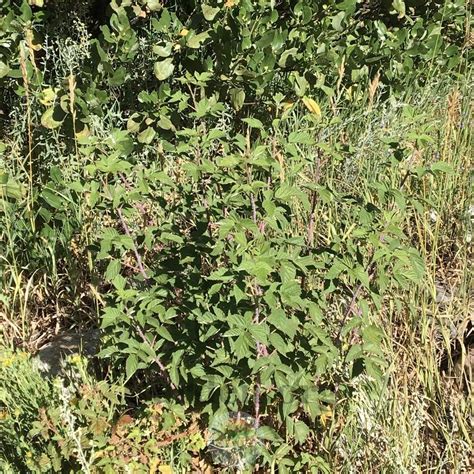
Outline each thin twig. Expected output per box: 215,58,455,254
115,204,177,394
250,189,267,428
307,190,318,249
134,324,177,392
336,282,364,345
116,207,149,281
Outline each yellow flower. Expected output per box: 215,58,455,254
320,407,333,427
69,354,82,365
0,356,15,367
179,28,189,37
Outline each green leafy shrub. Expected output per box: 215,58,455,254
0,349,204,472
0,0,471,471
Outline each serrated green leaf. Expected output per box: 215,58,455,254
345,344,363,362
294,419,310,444
234,333,252,360
105,259,121,280
268,309,299,339
249,324,269,344
126,353,138,379
101,307,123,329
156,325,174,342
269,332,288,355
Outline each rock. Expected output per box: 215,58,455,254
33,329,100,376
435,280,454,304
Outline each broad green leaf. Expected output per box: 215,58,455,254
218,155,241,167
331,11,345,32
234,333,252,360
249,324,269,344
288,131,314,145
275,183,295,201
268,309,298,339
146,0,162,11
269,332,288,355
257,426,282,442
155,325,174,342
127,114,142,133
153,43,173,57
101,307,123,329
278,48,298,67
0,178,24,200
41,107,63,129
138,127,156,144
430,162,454,174
41,189,63,209
294,420,310,444
294,74,308,97
0,62,10,79
187,31,210,49
351,266,370,288
158,115,175,131
345,344,363,362
392,0,406,17
105,260,121,280
20,1,33,20
160,232,184,244
230,88,245,111
362,325,384,345
202,4,220,21
326,259,346,280
126,353,139,379
242,117,264,129
253,260,273,282
154,58,174,81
